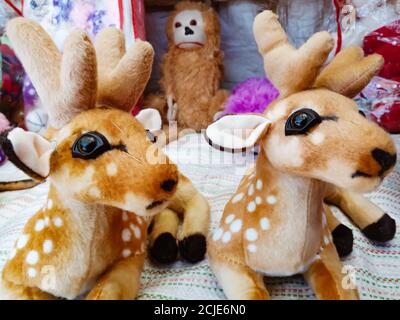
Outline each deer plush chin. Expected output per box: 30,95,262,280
0,18,210,300
205,11,397,300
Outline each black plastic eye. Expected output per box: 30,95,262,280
285,108,322,136
359,110,366,117
175,22,182,28
190,19,197,26
72,131,111,160
146,130,157,143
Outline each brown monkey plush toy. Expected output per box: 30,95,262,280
146,1,229,133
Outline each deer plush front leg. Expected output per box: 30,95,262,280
86,254,145,300
149,209,180,264
325,185,396,242
150,175,210,264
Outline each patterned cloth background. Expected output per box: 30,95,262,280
0,133,399,300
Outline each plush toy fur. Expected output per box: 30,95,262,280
206,11,397,300
145,1,229,133
0,18,209,300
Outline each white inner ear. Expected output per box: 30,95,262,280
7,128,54,177
206,114,271,150
136,108,162,131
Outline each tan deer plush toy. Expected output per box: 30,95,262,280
0,18,209,300
205,11,397,300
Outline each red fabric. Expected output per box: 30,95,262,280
364,19,400,82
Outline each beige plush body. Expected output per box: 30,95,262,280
145,1,229,133
0,18,209,300
206,11,397,300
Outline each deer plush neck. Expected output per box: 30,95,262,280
206,11,396,285
0,18,178,300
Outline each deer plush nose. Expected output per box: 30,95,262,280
161,179,177,192
372,148,397,175
185,26,194,35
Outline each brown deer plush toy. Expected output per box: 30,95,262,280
205,11,397,300
0,18,209,300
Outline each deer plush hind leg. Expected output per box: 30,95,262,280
324,204,354,257
325,184,396,242
149,208,180,264
173,176,210,263
86,254,145,300
0,277,56,300
208,244,269,300
304,243,359,300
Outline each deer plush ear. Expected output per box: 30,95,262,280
0,128,54,181
314,47,384,98
206,114,271,152
136,108,162,131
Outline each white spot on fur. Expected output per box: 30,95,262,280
324,235,330,246
44,217,50,226
245,229,258,242
47,199,53,209
17,234,29,249
247,244,257,253
225,214,235,224
213,228,223,241
310,132,325,145
27,268,37,278
266,195,277,205
26,250,39,265
256,179,263,190
265,135,304,168
43,240,53,254
35,219,45,232
255,196,262,205
89,187,101,198
230,220,242,233
122,229,131,242
222,231,232,243
232,193,244,204
260,218,270,230
247,201,256,213
122,249,131,258
122,212,128,222
248,184,255,196
106,162,118,176
53,216,63,227
131,224,141,239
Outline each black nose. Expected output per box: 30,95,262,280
185,26,194,35
372,148,397,175
161,179,177,192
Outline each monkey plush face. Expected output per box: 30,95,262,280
173,10,206,49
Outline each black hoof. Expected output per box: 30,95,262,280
332,224,354,257
362,214,396,242
179,233,207,263
149,232,178,264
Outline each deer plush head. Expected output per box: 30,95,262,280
2,18,178,216
207,11,396,193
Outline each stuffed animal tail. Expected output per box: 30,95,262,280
0,179,41,192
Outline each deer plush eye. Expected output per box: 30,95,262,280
285,108,322,136
72,131,111,160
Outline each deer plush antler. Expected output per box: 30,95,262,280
95,28,153,111
206,11,396,300
253,11,334,98
0,18,209,300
